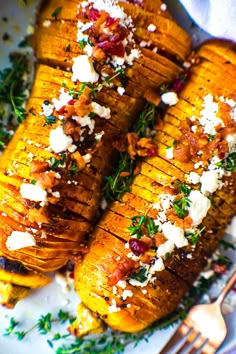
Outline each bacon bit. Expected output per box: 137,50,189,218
92,46,106,61
173,142,191,162
140,252,155,264
119,171,130,177
47,196,60,204
37,171,60,189
64,105,76,118
140,235,153,246
212,263,227,275
74,86,92,117
63,119,80,136
30,161,49,174
133,165,141,175
127,132,138,159
71,151,86,171
154,233,166,247
93,10,109,32
108,258,136,286
164,186,175,195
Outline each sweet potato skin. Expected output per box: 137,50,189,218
74,41,236,332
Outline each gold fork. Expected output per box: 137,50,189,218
159,269,236,354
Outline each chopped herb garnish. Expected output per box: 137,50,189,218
186,227,205,246
128,215,158,239
208,134,215,141
0,53,29,123
176,182,191,196
219,239,236,251
51,7,62,20
216,152,236,172
103,103,156,202
173,196,191,218
30,180,37,185
43,115,56,126
49,154,66,169
78,39,87,50
130,266,147,283
3,317,18,336
69,163,78,177
37,313,52,334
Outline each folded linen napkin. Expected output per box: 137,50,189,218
179,0,236,41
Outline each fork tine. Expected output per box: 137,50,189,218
188,336,209,354
175,328,202,354
158,323,192,354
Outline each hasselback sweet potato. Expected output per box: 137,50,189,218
0,0,191,305
74,40,236,332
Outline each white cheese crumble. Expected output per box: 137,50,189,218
186,171,200,185
91,102,111,119
42,20,51,28
117,87,125,96
149,257,165,273
188,190,211,226
20,183,47,203
52,88,73,111
161,222,188,248
200,170,223,195
40,102,54,117
165,146,174,159
122,289,133,300
72,55,99,83
161,92,179,106
108,299,121,313
199,94,224,135
156,240,175,258
6,231,36,251
82,153,92,164
72,115,95,135
49,126,77,153
160,3,167,11
147,24,156,32
117,280,127,289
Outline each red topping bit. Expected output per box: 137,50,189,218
108,258,135,286
147,146,156,157
129,238,148,256
67,99,75,105
219,152,225,159
212,263,227,275
88,7,101,21
172,70,192,93
105,16,116,27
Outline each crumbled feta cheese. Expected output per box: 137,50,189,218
20,183,47,203
42,20,51,28
73,115,95,134
160,3,167,11
41,102,54,117
156,240,175,258
122,289,133,300
161,92,178,106
52,88,73,112
84,43,93,57
95,131,104,141
117,280,127,289
149,257,165,273
194,161,203,169
124,48,141,66
162,222,188,248
72,55,99,83
199,94,224,135
49,126,77,153
117,87,125,95
226,133,236,151
51,191,60,198
91,102,111,119
188,190,211,226
90,0,127,20
200,170,223,195
82,153,92,164
108,299,121,313
191,125,197,133
186,171,200,185
147,24,156,32
166,147,174,159
6,231,36,251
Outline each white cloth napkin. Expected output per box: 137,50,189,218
178,0,236,41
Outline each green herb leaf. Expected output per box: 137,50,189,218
43,115,56,126
37,313,52,335
52,7,62,20
4,317,18,336
216,152,236,172
186,227,205,246
49,154,66,169
130,267,147,283
176,182,191,196
219,239,236,251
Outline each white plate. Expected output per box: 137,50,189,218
0,1,235,353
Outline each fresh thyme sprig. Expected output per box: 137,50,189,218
128,215,158,239
103,103,156,202
0,53,29,123
216,152,236,172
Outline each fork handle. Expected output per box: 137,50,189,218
215,269,236,305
